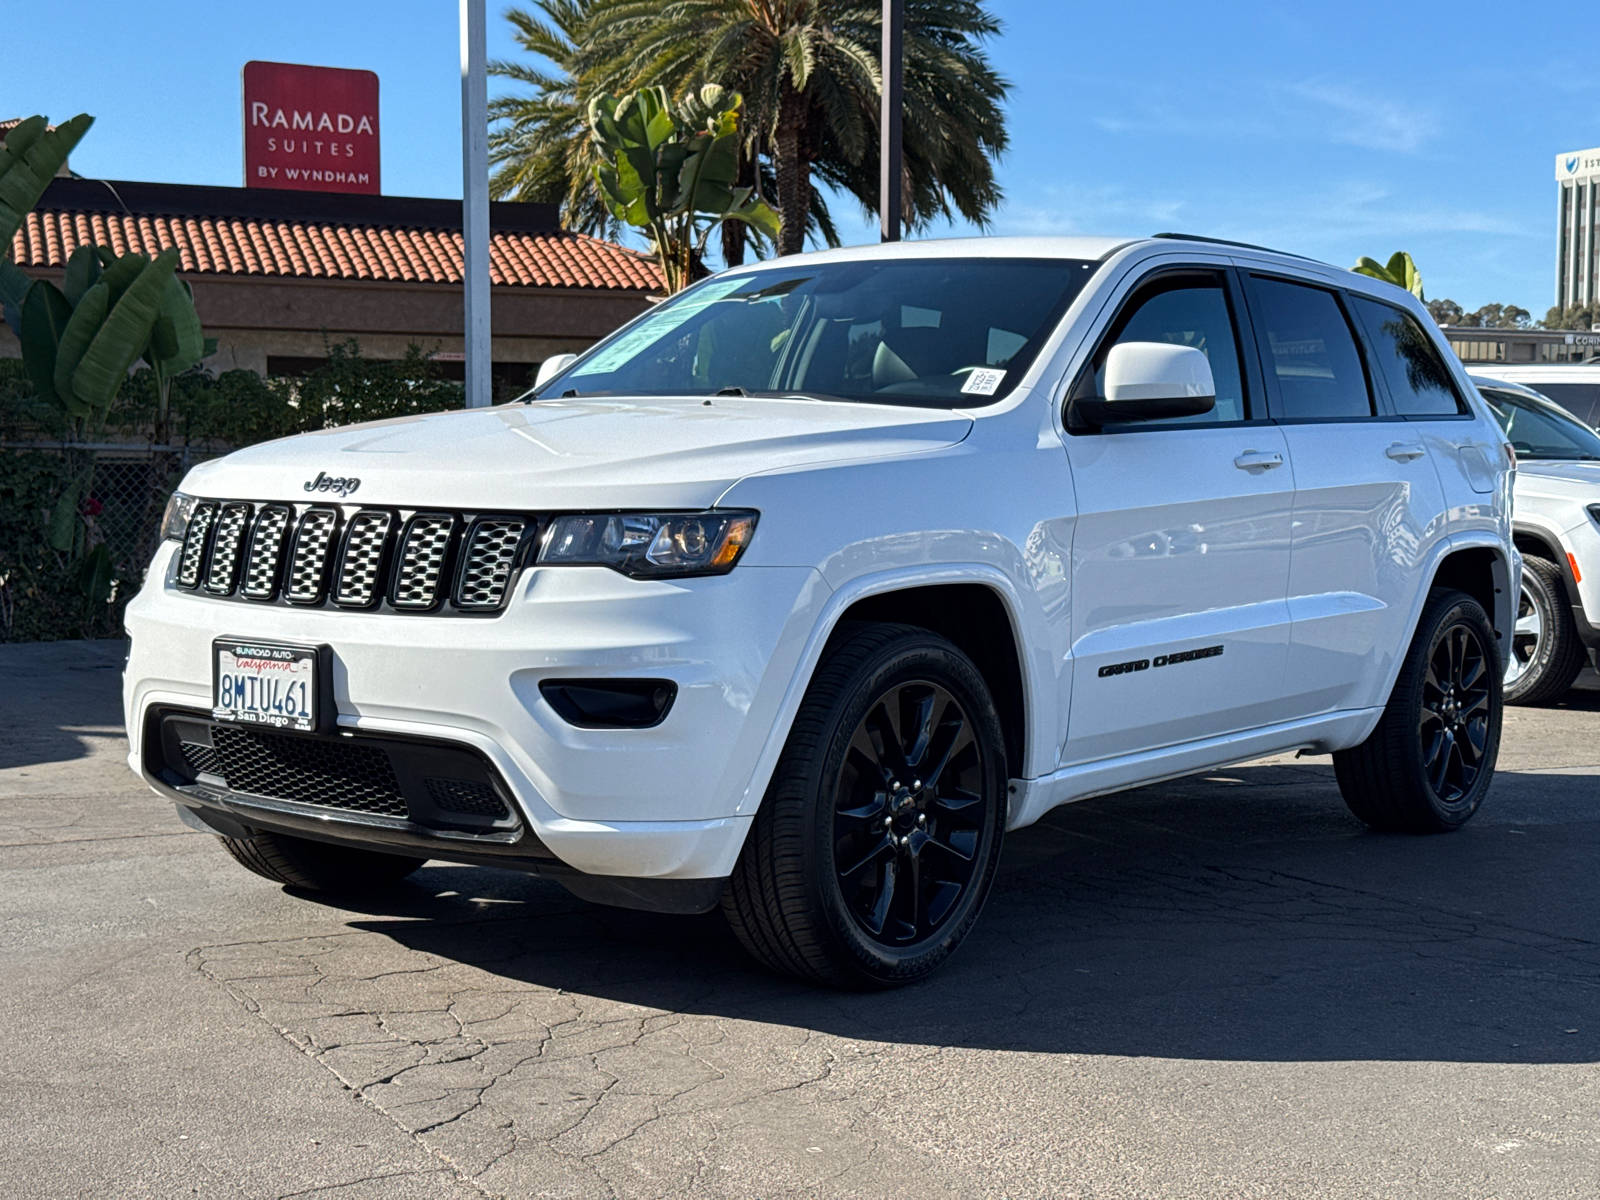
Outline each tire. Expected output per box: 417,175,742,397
1333,588,1502,833
722,622,1009,989
1503,556,1586,706
218,830,424,892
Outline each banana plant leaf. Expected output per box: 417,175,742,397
72,249,179,410
156,277,206,374
63,244,103,306
0,113,94,250
52,250,154,407
77,543,115,605
0,257,31,335
47,467,90,553
19,279,81,416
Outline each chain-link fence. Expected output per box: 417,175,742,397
0,442,219,641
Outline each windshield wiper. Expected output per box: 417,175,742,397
715,386,748,397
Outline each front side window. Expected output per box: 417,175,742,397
1349,296,1465,417
1479,387,1600,461
1092,279,1249,424
534,258,1099,409
1249,277,1373,420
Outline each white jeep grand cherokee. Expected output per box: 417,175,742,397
125,235,1518,988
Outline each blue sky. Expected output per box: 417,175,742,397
7,0,1594,313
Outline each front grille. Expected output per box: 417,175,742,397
210,725,408,818
175,499,534,616
241,506,292,599
456,518,527,609
205,503,253,595
426,777,511,818
335,511,392,607
177,502,217,588
393,515,456,609
285,508,340,603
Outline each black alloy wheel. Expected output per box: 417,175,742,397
1334,587,1502,833
1418,623,1493,802
832,680,987,947
722,622,1008,988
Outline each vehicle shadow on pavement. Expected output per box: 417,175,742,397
325,757,1600,1067
0,640,127,770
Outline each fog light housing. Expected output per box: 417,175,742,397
539,679,677,729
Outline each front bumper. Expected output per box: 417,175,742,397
125,543,830,884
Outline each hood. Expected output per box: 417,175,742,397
182,395,974,509
1515,458,1600,502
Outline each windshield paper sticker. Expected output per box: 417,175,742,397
571,278,747,377
960,367,1007,396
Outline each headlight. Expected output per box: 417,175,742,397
160,492,197,541
538,510,758,577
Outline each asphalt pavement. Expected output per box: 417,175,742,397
2,638,1598,1198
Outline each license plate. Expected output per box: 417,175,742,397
213,640,318,733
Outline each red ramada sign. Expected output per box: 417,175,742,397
243,61,380,194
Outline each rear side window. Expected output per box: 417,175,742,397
1349,296,1466,417
1248,277,1373,420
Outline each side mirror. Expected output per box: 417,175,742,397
534,353,579,390
1076,342,1216,425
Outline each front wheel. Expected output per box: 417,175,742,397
722,623,1009,989
1334,588,1502,833
218,830,424,892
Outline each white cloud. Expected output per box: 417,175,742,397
1085,79,1442,156
1288,82,1440,153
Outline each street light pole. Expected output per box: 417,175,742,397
460,0,492,409
879,0,903,243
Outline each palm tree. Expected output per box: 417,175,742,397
491,0,1009,259
595,0,1010,257
488,1,620,237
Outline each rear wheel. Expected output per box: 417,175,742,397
218,830,424,892
1334,588,1501,833
1503,556,1586,705
722,623,1008,989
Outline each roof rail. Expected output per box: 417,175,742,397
1150,232,1323,264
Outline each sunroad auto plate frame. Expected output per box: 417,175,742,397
211,638,335,734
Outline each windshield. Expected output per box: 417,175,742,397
1479,386,1600,460
533,257,1100,408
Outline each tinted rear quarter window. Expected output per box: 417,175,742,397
1349,296,1465,417
1249,276,1373,420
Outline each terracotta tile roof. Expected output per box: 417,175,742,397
10,179,663,293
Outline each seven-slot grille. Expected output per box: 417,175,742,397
241,506,292,599
393,515,456,608
335,511,393,607
285,508,339,603
457,518,527,609
174,500,532,614
204,504,253,594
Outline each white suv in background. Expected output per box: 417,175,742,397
1470,371,1600,703
124,235,1516,988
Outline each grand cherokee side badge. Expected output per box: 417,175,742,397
1099,644,1224,678
304,471,361,497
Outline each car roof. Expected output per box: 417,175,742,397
713,233,1338,272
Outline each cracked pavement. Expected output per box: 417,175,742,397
3,639,1599,1197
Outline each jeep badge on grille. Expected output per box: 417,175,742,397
304,471,360,497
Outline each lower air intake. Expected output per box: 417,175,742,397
209,726,409,818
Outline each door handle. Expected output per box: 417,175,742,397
1385,443,1427,462
1234,450,1284,471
